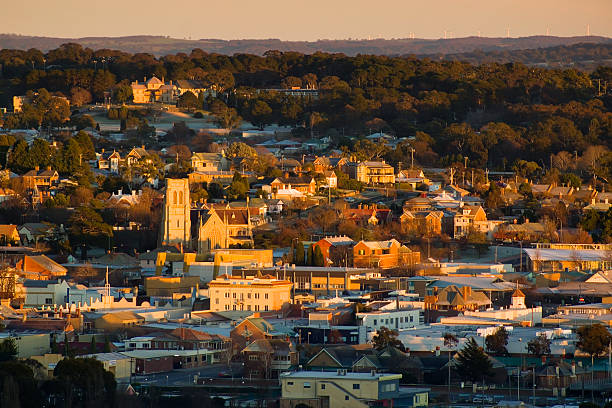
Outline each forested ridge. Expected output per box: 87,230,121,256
1,43,611,177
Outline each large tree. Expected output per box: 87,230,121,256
454,337,493,383
371,326,405,351
485,326,509,355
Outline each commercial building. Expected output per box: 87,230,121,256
208,274,292,312
279,371,405,408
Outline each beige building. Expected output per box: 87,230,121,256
208,274,292,312
279,371,406,408
81,352,132,381
131,76,177,104
160,179,191,249
344,161,395,185
0,332,50,358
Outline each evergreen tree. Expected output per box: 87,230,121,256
90,336,97,354
485,326,509,355
314,246,325,266
455,337,493,383
104,336,111,353
295,242,305,265
0,339,18,362
307,245,315,266
7,139,30,173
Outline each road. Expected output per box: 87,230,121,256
131,362,243,386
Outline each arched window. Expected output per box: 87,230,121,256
179,191,184,205
173,191,177,205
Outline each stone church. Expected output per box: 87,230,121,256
160,179,254,253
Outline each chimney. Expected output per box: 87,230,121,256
435,346,440,356
571,362,576,375
35,165,39,171
47,166,51,171
462,286,472,299
101,148,105,153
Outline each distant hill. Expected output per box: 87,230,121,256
0,34,610,57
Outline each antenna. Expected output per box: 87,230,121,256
477,31,481,38
546,27,550,36
587,24,591,36
506,27,510,38
444,30,447,40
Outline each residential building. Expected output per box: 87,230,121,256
267,176,317,195
80,352,132,381
400,210,443,236
444,205,488,238
0,224,20,245
341,205,392,226
323,170,337,188
16,255,68,280
97,150,121,173
345,160,395,184
242,339,297,379
311,236,355,266
208,274,292,312
353,239,420,269
230,315,292,355
190,152,229,172
22,166,59,188
294,325,367,345
20,279,69,307
425,285,491,312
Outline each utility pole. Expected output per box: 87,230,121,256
449,168,456,186
410,148,415,169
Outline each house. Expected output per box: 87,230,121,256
22,166,59,188
125,146,149,166
267,199,285,214
324,170,337,188
444,205,488,238
16,255,68,280
341,205,392,226
242,339,297,379
80,352,132,381
18,222,61,246
400,210,443,236
353,239,420,269
344,160,395,184
313,156,347,173
208,274,292,313
267,176,317,195
425,285,491,312
0,224,20,245
306,345,424,382
311,236,356,266
190,152,229,172
535,361,587,390
403,196,433,212
97,150,121,173
279,371,409,408
174,79,212,98
230,315,292,355
396,169,429,187
131,76,177,104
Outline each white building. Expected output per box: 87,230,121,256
21,280,69,307
357,307,423,332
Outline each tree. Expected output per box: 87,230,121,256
92,69,116,101
54,357,116,408
113,84,133,104
215,107,242,130
455,337,493,383
177,91,200,111
70,87,92,106
527,335,551,357
313,245,325,267
485,326,509,355
295,242,305,265
577,324,612,358
90,336,97,354
226,142,256,158
69,206,113,249
307,245,315,266
249,100,272,129
371,326,405,351
0,339,18,362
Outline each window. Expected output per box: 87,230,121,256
358,249,365,255
233,293,237,298
353,384,360,390
249,355,258,361
303,382,311,388
321,384,326,390
373,319,377,326
264,293,269,299
215,299,219,304
45,298,52,304
264,306,269,311
345,396,349,401
287,381,294,386
247,293,251,299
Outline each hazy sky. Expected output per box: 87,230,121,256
2,0,611,41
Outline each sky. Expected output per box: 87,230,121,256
2,0,611,41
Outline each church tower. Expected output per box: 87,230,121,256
160,179,191,249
